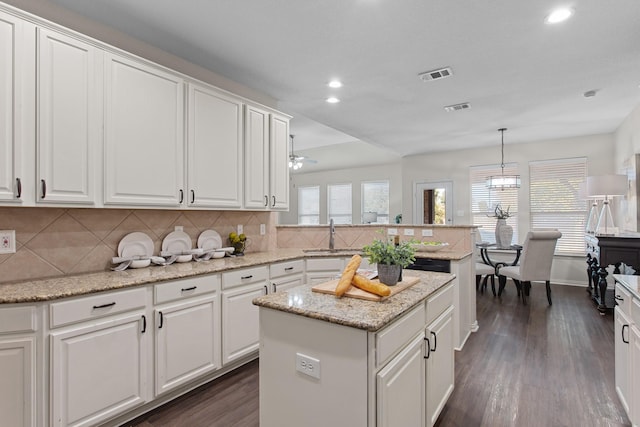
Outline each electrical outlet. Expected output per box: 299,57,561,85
237,224,243,235
404,229,414,236
387,228,398,236
0,230,16,254
175,225,183,232
260,224,266,235
422,229,433,237
296,353,320,379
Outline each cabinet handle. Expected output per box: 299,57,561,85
181,286,197,292
272,195,276,207
92,302,116,309
272,283,277,293
264,285,269,295
241,275,253,280
191,189,195,204
159,312,164,329
615,295,624,302
15,178,21,199
179,189,184,203
284,267,294,271
141,315,147,333
41,179,46,199
430,331,437,352
424,337,431,359
264,195,268,207
622,324,629,344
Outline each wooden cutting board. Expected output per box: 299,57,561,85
311,276,420,302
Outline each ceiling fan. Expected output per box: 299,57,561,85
289,135,316,170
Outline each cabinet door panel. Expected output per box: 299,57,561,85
615,307,631,415
222,284,265,363
269,113,289,210
187,84,242,208
244,105,269,208
0,12,22,202
631,325,640,426
426,306,454,427
37,28,100,204
0,337,35,427
376,334,425,427
155,295,220,395
104,54,183,206
50,313,148,427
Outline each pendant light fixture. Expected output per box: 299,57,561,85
486,128,521,190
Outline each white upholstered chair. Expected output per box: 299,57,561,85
475,262,496,295
497,229,562,305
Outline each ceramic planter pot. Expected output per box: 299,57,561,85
378,263,402,286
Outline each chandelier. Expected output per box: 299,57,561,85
486,128,521,190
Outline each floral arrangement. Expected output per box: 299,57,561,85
489,204,511,219
362,235,417,267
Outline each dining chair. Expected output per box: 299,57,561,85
497,229,562,305
475,263,496,296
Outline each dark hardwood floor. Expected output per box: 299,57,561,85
124,283,629,427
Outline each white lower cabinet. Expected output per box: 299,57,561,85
270,259,304,293
222,266,268,364
425,306,454,426
631,321,640,427
305,257,344,285
615,283,632,415
0,305,38,427
154,275,221,396
49,288,149,427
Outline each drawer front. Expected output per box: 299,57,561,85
615,283,632,318
376,304,426,369
306,257,344,272
270,259,304,278
631,296,640,326
0,305,37,334
50,287,147,328
426,282,454,325
155,274,220,305
222,266,268,289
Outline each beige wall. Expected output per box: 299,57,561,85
0,208,277,285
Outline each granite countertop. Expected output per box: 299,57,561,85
0,248,470,304
613,274,640,299
252,270,455,332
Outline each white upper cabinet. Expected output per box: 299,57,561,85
269,113,289,210
244,105,290,210
186,83,243,208
104,53,184,207
37,28,101,205
0,11,25,203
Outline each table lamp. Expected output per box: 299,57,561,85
586,174,627,236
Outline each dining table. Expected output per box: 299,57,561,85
476,242,523,296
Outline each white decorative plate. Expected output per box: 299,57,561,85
197,230,222,250
162,230,192,254
118,232,154,258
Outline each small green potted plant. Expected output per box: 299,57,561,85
362,236,416,285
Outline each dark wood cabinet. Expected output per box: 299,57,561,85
585,233,640,311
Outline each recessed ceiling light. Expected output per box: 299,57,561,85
545,7,574,24
328,80,343,88
583,89,598,98
326,97,340,104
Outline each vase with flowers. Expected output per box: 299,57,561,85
490,204,513,249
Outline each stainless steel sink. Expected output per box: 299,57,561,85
302,248,358,255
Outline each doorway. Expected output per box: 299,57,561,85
414,181,453,225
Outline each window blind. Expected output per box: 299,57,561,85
470,164,519,244
529,157,587,255
298,186,319,225
328,183,352,224
362,181,390,224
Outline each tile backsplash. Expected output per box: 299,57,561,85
0,207,277,284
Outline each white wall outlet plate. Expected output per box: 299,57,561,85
387,228,398,236
404,229,414,236
0,230,16,254
237,224,243,235
296,353,320,379
175,225,183,232
260,224,266,235
422,229,433,237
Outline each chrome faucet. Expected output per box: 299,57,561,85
329,219,335,251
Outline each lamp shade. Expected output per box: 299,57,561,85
586,174,627,198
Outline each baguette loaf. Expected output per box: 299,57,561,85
335,254,362,297
351,274,391,297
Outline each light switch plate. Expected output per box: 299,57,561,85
404,229,414,236
422,229,433,237
260,224,266,235
237,224,243,235
387,228,398,236
0,230,16,254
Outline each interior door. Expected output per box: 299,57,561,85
414,181,453,225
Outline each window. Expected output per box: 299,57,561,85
470,164,519,244
328,183,352,224
362,181,389,224
298,186,319,224
529,158,587,255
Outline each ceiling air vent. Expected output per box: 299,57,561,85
418,67,453,82
443,102,471,112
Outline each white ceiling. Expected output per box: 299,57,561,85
50,0,640,172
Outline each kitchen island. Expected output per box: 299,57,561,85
253,270,456,427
